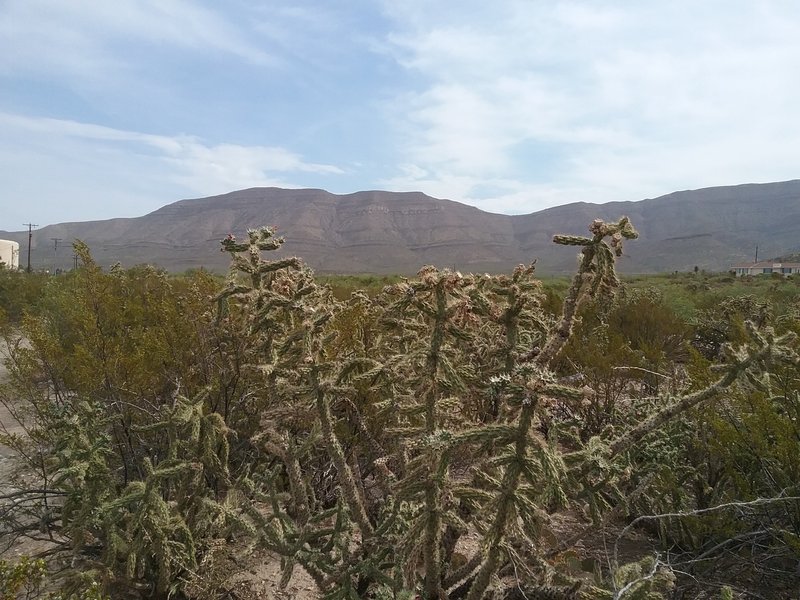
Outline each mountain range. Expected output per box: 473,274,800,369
3,180,799,274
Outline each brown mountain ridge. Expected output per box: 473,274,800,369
4,180,799,274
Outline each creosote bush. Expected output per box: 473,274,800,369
1,218,798,599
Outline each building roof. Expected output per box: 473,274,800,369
731,261,800,268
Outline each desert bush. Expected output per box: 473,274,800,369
1,220,798,600
0,269,49,323
0,247,251,597
0,555,108,600
553,289,690,438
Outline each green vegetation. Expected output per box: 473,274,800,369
0,222,798,599
0,269,49,324
316,274,403,300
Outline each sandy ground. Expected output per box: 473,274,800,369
0,337,47,564
0,338,24,458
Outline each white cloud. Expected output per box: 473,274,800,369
2,0,799,227
165,142,343,194
381,0,800,212
1,113,340,178
0,113,343,228
0,0,274,83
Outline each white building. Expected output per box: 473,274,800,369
731,261,800,276
0,239,20,270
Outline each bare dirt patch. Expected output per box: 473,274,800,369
0,342,25,456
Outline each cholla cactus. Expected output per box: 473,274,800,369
15,216,783,599
213,219,648,598
3,214,797,598
538,217,639,367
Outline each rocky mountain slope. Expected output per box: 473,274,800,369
4,180,799,274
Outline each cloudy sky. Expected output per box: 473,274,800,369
2,1,799,230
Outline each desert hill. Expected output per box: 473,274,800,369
3,180,799,274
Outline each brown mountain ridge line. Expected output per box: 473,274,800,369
3,180,799,274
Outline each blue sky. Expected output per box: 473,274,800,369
2,1,799,231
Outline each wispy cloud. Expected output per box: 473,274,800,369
0,113,343,228
1,113,342,180
0,0,275,83
381,1,800,211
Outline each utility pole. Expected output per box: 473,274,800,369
754,245,758,263
23,223,37,273
73,253,79,270
51,238,63,274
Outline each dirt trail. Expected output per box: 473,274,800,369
0,336,46,562
0,339,24,458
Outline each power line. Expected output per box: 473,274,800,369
23,223,38,273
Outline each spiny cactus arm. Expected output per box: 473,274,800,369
534,263,589,369
219,227,283,254
318,543,397,597
113,464,200,594
461,372,581,599
422,472,445,599
214,284,252,304
279,528,346,591
256,431,311,524
219,227,306,296
536,218,638,368
545,472,657,559
465,392,539,600
219,239,250,255
610,327,797,457
497,266,540,373
347,450,370,521
424,277,448,429
413,272,460,599
238,493,288,551
282,551,332,593
443,549,484,592
256,256,304,274
312,367,374,537
455,424,521,446
395,508,428,579
236,487,335,591
343,397,389,460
